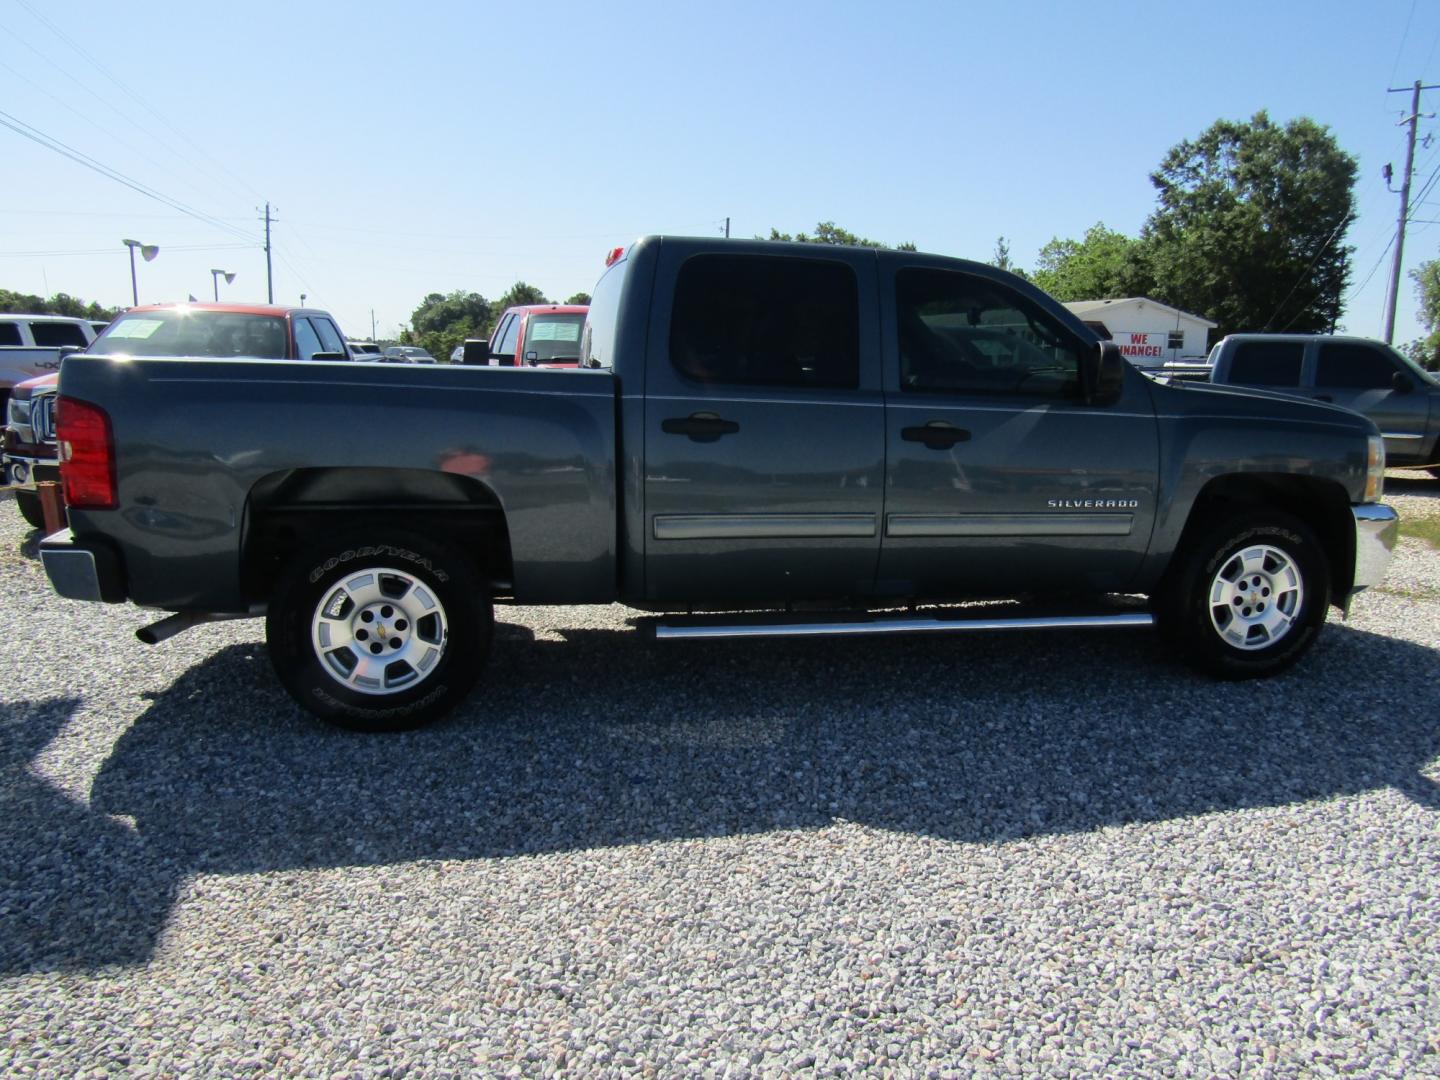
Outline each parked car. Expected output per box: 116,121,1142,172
0,314,99,412
5,302,354,528
472,304,588,367
39,236,1396,731
349,341,384,360
1202,334,1440,476
90,302,353,362
2,372,59,528
381,346,436,364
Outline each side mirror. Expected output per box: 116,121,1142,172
1081,340,1125,405
1392,371,1414,394
58,344,83,361
461,339,489,365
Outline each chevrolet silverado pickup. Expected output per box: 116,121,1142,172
40,236,1400,729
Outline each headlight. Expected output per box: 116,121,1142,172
1364,434,1385,502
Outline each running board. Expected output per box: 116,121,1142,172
653,612,1154,641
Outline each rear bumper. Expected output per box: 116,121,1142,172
39,529,127,603
1351,503,1399,591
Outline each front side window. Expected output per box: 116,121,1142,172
0,322,21,346
312,318,347,357
1315,344,1397,390
669,254,859,389
896,268,1082,396
1228,341,1303,386
293,318,325,360
494,314,522,363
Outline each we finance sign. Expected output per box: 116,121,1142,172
1117,332,1168,360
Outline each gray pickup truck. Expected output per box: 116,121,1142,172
41,236,1399,729
1202,334,1440,476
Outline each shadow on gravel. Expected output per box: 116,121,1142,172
6,617,1439,972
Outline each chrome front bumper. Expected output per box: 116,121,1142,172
1351,503,1400,592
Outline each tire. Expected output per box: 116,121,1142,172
14,491,46,530
265,530,492,731
1161,511,1330,680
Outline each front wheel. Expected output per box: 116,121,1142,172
14,491,46,529
1161,512,1330,680
266,530,492,730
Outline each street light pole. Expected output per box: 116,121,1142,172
122,239,159,306
210,269,235,301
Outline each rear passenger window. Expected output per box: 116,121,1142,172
1315,344,1397,390
896,267,1082,397
29,322,88,348
670,254,859,389
0,323,20,346
1229,342,1304,386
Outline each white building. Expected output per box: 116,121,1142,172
1061,297,1217,367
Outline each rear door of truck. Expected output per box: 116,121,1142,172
640,240,885,605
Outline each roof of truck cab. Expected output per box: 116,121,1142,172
504,304,589,316
120,302,328,317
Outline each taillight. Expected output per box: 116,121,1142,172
56,395,117,509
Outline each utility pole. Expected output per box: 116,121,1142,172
259,202,276,304
1382,80,1439,343
371,308,376,341
724,216,730,239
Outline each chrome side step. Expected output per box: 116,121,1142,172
654,612,1154,641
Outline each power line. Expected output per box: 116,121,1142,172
1261,213,1354,330
0,243,252,258
12,0,263,206
1347,232,1397,302
0,108,253,244
1387,0,1420,89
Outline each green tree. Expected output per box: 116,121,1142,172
401,290,493,362
565,292,592,305
0,288,120,321
764,221,917,251
494,281,549,312
1030,223,1150,301
1142,111,1357,339
1402,258,1440,371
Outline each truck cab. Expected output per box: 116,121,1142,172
1208,334,1440,472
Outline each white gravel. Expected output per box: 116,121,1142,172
2,480,1438,1077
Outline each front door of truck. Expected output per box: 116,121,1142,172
877,264,1159,598
1311,340,1432,465
642,245,885,605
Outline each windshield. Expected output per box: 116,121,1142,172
94,310,288,359
523,314,586,362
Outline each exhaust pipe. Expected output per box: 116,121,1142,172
136,611,248,645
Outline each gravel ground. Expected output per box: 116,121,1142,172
1,478,1437,1077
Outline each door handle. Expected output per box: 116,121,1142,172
902,421,971,449
662,412,740,442
1313,394,1333,403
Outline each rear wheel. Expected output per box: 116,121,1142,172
266,530,491,730
1162,511,1330,679
14,491,45,529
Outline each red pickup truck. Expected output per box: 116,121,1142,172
471,304,588,368
4,302,353,527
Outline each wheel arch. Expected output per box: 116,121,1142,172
1162,473,1355,607
242,467,515,606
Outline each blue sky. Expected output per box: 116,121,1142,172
3,0,1438,344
